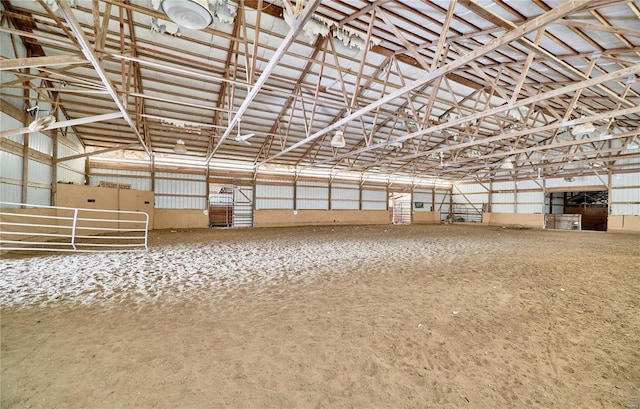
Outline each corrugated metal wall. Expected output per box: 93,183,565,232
29,131,53,155
57,142,86,185
155,172,207,209
297,180,329,210
92,167,152,191
611,172,640,215
330,182,359,210
255,183,294,209
516,191,544,214
361,188,387,210
413,188,433,212
453,184,488,212
545,175,606,189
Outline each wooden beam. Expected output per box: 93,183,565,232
0,54,86,71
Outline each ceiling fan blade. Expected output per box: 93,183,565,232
1,111,123,139
236,132,255,141
234,136,252,145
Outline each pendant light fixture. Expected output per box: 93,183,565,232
173,139,187,153
330,130,346,148
161,0,213,30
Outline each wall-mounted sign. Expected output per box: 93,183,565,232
98,181,131,190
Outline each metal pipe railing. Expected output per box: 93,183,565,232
0,201,149,253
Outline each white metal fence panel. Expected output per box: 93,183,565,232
0,201,148,253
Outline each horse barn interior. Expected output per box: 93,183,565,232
1,0,639,407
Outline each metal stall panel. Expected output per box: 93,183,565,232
233,185,254,228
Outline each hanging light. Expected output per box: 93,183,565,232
330,130,346,148
571,122,595,136
500,157,514,170
161,0,213,30
173,139,187,153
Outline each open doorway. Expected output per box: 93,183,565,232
389,192,412,224
545,190,608,231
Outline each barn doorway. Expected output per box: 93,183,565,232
544,190,608,231
209,185,254,228
389,192,412,224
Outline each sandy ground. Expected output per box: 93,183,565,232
1,224,639,409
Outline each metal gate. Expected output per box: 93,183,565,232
391,193,412,224
232,185,253,228
209,185,253,228
0,201,148,252
209,186,233,227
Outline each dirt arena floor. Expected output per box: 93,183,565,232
1,224,638,408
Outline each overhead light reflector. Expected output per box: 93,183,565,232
161,0,213,30
173,139,187,153
500,157,514,170
571,122,595,136
331,130,346,148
